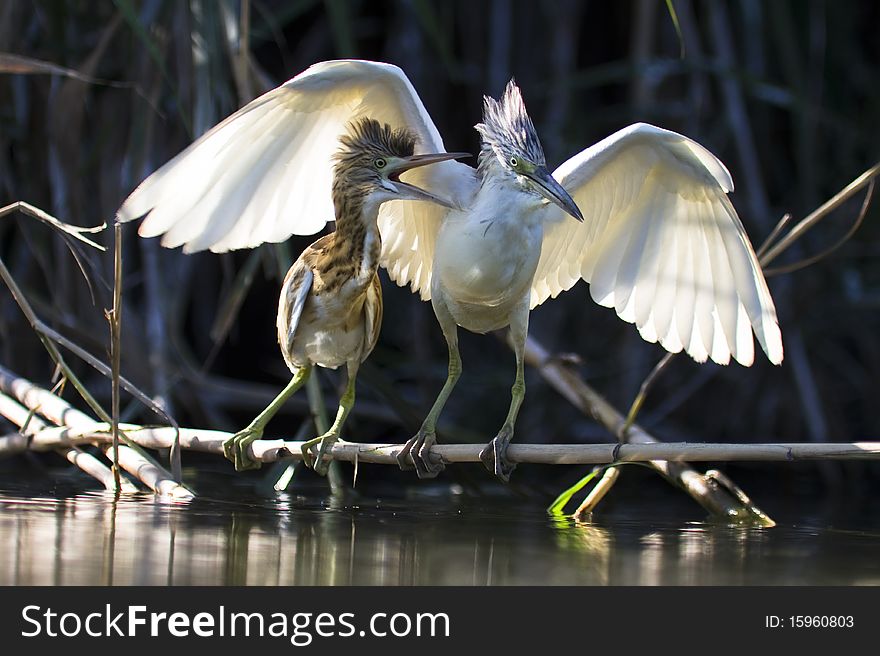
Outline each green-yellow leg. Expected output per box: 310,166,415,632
223,366,311,471
301,367,357,476
478,356,523,482
479,300,529,482
397,306,460,479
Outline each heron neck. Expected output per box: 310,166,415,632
329,191,382,281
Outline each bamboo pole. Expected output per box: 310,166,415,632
4,422,879,465
3,364,878,513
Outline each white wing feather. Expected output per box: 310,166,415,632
531,123,782,366
117,59,474,295
379,161,478,299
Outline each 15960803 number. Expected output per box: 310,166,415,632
790,616,854,628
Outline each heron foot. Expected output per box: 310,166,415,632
396,430,444,479
301,432,340,476
223,426,264,472
479,426,517,482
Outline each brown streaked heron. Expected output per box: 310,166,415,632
117,60,783,481
120,116,465,472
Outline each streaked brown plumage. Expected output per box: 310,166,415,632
223,118,466,472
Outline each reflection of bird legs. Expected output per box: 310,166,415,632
223,366,311,471
301,362,358,475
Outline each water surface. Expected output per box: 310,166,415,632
1,472,878,586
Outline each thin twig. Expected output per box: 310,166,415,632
572,466,620,518
0,201,106,248
582,351,677,515
758,161,880,267
621,352,677,436
0,52,141,91
109,222,122,491
32,319,181,433
763,180,875,276
756,212,794,261
0,257,179,460
0,207,182,475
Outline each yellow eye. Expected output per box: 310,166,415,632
374,158,387,169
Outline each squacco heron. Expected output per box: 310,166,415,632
119,116,464,472
117,60,782,481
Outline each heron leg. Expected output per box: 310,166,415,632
397,302,460,479
224,366,311,471
480,302,529,482
302,361,358,476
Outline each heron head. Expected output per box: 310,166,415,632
475,80,583,222
334,118,466,210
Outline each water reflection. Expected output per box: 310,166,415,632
1,482,879,585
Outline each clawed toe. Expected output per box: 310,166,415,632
416,438,444,479
313,437,338,476
397,431,444,479
301,433,340,476
479,429,516,483
300,441,316,470
223,428,263,472
396,435,417,471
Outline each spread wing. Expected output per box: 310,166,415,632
531,123,782,366
117,59,475,299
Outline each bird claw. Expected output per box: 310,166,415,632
301,433,339,476
479,427,516,482
396,431,444,479
223,427,264,472
300,441,317,471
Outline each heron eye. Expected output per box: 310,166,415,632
509,156,519,168
374,158,387,169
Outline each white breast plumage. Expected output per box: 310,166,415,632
433,185,544,315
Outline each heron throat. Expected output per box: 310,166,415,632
323,185,382,284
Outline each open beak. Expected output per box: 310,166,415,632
388,152,470,209
528,166,584,222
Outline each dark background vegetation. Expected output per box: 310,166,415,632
1,0,878,503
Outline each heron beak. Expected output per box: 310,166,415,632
388,152,470,209
528,166,584,222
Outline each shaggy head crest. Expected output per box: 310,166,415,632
331,117,421,209
336,118,417,164
475,79,546,169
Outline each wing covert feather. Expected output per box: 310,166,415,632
277,264,313,367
